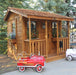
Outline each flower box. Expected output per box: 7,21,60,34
10,39,16,44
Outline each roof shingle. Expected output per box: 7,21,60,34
4,7,74,21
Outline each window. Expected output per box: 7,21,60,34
8,21,16,39
52,22,57,37
27,21,36,32
12,22,16,34
62,21,68,37
27,21,38,39
42,23,45,29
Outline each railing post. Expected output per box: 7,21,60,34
67,21,70,48
59,21,62,37
29,18,31,55
45,20,48,57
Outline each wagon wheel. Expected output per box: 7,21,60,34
35,65,42,72
67,55,73,61
18,67,25,72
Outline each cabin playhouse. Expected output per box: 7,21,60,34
4,7,74,62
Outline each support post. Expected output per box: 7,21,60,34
22,17,26,56
67,21,70,48
59,21,62,37
45,20,48,57
29,18,31,55
57,21,59,55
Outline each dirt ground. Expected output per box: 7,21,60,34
0,54,17,74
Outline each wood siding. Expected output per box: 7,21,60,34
7,12,70,62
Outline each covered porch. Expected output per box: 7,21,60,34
22,16,71,61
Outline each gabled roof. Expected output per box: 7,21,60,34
4,7,74,21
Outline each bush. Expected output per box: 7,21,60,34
0,27,7,32
0,32,7,40
0,27,7,54
0,40,7,54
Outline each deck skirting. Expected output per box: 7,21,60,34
46,54,65,63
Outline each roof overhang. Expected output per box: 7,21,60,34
28,15,74,21
4,9,28,21
4,7,74,21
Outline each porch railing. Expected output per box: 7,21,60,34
58,37,69,55
52,37,69,55
24,39,46,57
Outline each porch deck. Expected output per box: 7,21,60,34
23,37,69,59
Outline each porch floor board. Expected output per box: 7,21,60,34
48,53,57,57
46,54,65,63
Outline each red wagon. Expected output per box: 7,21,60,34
17,55,45,72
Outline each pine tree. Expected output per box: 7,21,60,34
0,26,7,54
0,0,31,27
65,0,76,17
0,0,30,54
31,0,76,17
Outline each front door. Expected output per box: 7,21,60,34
47,21,57,57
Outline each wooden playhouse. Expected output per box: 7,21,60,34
4,7,74,62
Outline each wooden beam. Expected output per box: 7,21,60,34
67,21,70,48
29,18,31,55
56,18,74,21
28,16,54,20
57,21,59,55
15,18,18,53
28,15,74,21
21,16,26,54
59,21,62,37
45,20,48,57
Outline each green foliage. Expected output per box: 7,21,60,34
27,30,39,39
0,32,7,40
0,28,7,32
0,0,31,27
0,40,7,54
72,0,76,4
31,30,39,39
0,32,7,36
0,27,7,54
30,0,76,17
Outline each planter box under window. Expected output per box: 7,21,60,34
10,39,16,44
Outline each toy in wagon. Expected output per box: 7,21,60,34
17,54,45,72
66,48,76,61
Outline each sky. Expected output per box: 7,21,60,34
73,4,76,7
